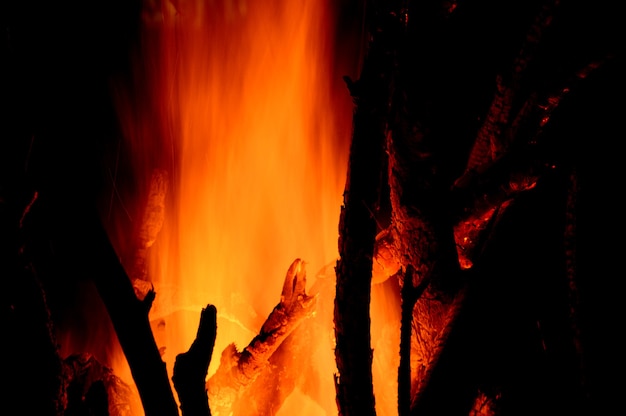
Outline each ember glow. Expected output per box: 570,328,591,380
101,0,400,414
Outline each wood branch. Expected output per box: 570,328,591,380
226,263,338,416
12,185,179,416
76,209,179,416
206,259,316,415
227,332,301,416
172,304,217,416
333,3,399,414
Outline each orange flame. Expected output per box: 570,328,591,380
109,0,361,414
101,0,403,414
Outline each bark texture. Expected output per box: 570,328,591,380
333,5,399,415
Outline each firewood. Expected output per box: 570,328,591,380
206,259,316,415
172,304,217,416
333,4,399,415
80,211,179,416
226,262,338,416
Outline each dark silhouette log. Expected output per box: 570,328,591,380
80,209,180,416
173,304,217,416
333,4,400,415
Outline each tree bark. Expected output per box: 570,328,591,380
333,3,400,414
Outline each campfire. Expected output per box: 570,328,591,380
2,0,621,415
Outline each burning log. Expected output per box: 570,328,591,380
206,259,317,415
226,262,338,416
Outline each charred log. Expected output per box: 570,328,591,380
173,304,217,416
333,3,399,414
16,190,178,416
76,210,179,416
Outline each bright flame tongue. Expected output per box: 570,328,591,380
116,0,351,414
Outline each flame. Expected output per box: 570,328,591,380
108,0,359,414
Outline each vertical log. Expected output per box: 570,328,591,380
334,5,400,415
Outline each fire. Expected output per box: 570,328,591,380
140,0,346,383
106,0,369,414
